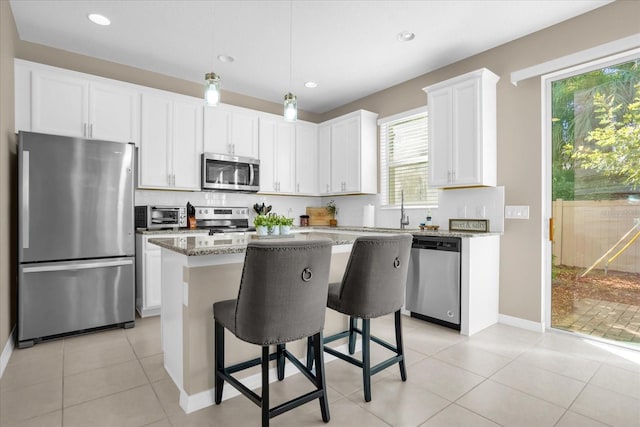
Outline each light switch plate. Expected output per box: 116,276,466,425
505,205,530,219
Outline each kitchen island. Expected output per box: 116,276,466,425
149,231,364,413
150,228,500,414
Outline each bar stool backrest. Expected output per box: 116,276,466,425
337,234,412,318
235,239,333,345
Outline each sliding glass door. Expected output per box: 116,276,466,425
549,55,640,347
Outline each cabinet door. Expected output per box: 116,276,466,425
330,117,360,193
295,123,318,194
230,112,259,158
451,79,481,185
144,248,162,309
258,119,277,192
89,82,140,144
277,123,295,193
139,93,172,188
258,118,294,193
172,99,203,190
317,124,331,194
427,87,453,187
31,70,88,138
203,106,230,154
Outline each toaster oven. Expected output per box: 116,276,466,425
135,205,187,229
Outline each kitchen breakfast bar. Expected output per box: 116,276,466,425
150,231,362,413
150,229,500,413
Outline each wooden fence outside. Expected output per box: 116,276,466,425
553,199,640,274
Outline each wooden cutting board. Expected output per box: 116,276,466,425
306,207,332,226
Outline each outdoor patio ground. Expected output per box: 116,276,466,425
552,265,640,347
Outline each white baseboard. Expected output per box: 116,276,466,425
498,314,545,333
0,327,16,379
179,341,359,414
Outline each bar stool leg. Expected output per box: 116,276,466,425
214,321,225,404
395,310,407,381
261,346,270,427
348,317,357,355
306,336,314,371
362,319,372,402
313,332,330,422
276,344,286,381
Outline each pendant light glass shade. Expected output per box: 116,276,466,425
283,93,297,122
204,72,221,106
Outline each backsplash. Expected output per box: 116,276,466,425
135,190,318,225
136,186,505,232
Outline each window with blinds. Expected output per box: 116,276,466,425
379,108,438,207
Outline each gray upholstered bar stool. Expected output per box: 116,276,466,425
213,239,333,427
313,234,412,402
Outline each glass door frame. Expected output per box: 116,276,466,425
541,47,640,333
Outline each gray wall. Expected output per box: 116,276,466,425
1,1,639,357
1,0,18,357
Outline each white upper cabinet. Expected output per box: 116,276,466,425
317,124,332,195
423,68,499,188
139,91,203,191
89,82,140,143
17,60,139,144
322,110,378,195
258,117,295,194
203,105,259,158
295,122,318,195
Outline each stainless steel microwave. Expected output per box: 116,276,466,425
135,205,187,229
201,153,260,192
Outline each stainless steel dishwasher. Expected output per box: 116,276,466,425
405,235,461,330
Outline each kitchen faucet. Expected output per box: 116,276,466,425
400,189,410,229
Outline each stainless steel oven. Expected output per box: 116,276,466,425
135,205,187,229
201,153,260,192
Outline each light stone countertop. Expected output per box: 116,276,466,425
148,231,368,256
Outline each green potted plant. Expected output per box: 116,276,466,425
279,216,294,235
266,213,279,235
327,200,338,227
254,214,269,236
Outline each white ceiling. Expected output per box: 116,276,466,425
10,0,611,114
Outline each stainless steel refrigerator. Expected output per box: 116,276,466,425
18,131,135,348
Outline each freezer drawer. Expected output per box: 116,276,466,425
18,257,135,346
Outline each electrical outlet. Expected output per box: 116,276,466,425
505,205,530,219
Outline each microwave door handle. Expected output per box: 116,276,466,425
22,151,29,249
249,164,255,186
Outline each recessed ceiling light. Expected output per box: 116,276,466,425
397,31,415,42
304,81,318,88
88,13,110,26
217,55,235,63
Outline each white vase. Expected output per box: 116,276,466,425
256,225,268,236
280,225,291,235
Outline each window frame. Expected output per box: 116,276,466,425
378,106,437,209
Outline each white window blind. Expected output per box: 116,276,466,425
379,108,438,207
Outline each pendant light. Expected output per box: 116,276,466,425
204,3,221,106
204,72,221,106
283,1,297,121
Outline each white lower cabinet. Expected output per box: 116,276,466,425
136,233,204,317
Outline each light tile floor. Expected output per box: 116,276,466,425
1,314,639,426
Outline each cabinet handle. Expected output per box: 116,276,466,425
83,123,87,137
296,183,299,193
168,174,172,186
89,123,93,138
173,174,176,186
326,184,329,193
232,144,235,155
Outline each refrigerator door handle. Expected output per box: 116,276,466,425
22,150,29,249
22,259,133,273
